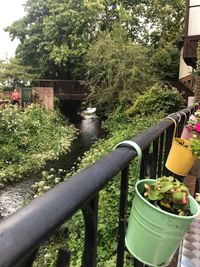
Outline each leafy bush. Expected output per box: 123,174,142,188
85,26,158,116
53,97,61,110
190,138,200,158
0,104,77,186
126,83,185,116
196,40,200,74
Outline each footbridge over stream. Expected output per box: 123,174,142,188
38,79,88,101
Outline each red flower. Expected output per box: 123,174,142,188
182,195,188,205
186,124,193,131
194,123,200,133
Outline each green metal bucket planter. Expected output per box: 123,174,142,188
125,179,199,267
115,139,199,267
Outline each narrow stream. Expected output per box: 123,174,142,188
0,113,104,217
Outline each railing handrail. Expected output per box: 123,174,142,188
0,106,197,267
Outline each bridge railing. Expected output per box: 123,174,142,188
38,79,87,100
0,106,197,267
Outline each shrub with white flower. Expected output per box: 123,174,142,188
0,104,77,186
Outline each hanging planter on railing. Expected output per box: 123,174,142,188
165,117,196,176
125,177,199,267
115,141,199,267
181,111,199,140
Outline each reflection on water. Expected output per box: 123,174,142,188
78,114,102,149
46,114,104,171
0,114,104,217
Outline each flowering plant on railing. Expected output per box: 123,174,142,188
184,109,200,135
185,119,196,131
143,176,192,216
194,124,200,133
189,108,200,157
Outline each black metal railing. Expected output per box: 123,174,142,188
0,105,198,267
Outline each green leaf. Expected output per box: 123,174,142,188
159,182,174,193
148,190,161,201
173,192,184,204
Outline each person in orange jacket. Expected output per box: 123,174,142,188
11,89,20,105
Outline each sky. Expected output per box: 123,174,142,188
0,0,26,60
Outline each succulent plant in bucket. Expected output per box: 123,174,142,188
143,176,191,216
125,176,199,267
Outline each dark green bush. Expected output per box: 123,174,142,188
126,83,185,116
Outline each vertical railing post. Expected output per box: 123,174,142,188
56,248,71,267
158,133,164,177
82,195,99,267
150,139,159,179
163,125,175,176
140,147,150,179
116,166,129,267
134,258,146,267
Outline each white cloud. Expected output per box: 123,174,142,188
0,0,26,59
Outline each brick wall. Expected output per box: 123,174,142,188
32,87,54,109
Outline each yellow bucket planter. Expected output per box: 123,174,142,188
165,137,196,176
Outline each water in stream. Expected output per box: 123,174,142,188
0,113,104,217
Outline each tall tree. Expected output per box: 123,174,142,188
6,0,185,81
85,26,158,115
0,58,38,90
139,0,185,81
6,0,107,79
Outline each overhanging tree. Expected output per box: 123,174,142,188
85,26,158,115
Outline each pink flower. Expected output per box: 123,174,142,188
194,123,200,133
186,124,193,131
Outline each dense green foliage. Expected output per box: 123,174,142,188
6,0,184,80
0,58,38,90
149,42,181,81
0,104,77,187
190,138,200,158
6,0,107,79
85,26,158,115
144,1,184,80
32,109,163,266
126,83,185,116
4,0,185,118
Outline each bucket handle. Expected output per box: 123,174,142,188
114,140,142,183
179,111,187,124
165,116,177,139
175,113,181,123
187,108,191,117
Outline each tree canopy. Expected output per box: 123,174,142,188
4,0,186,115
6,0,185,80
85,26,158,115
0,58,38,90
